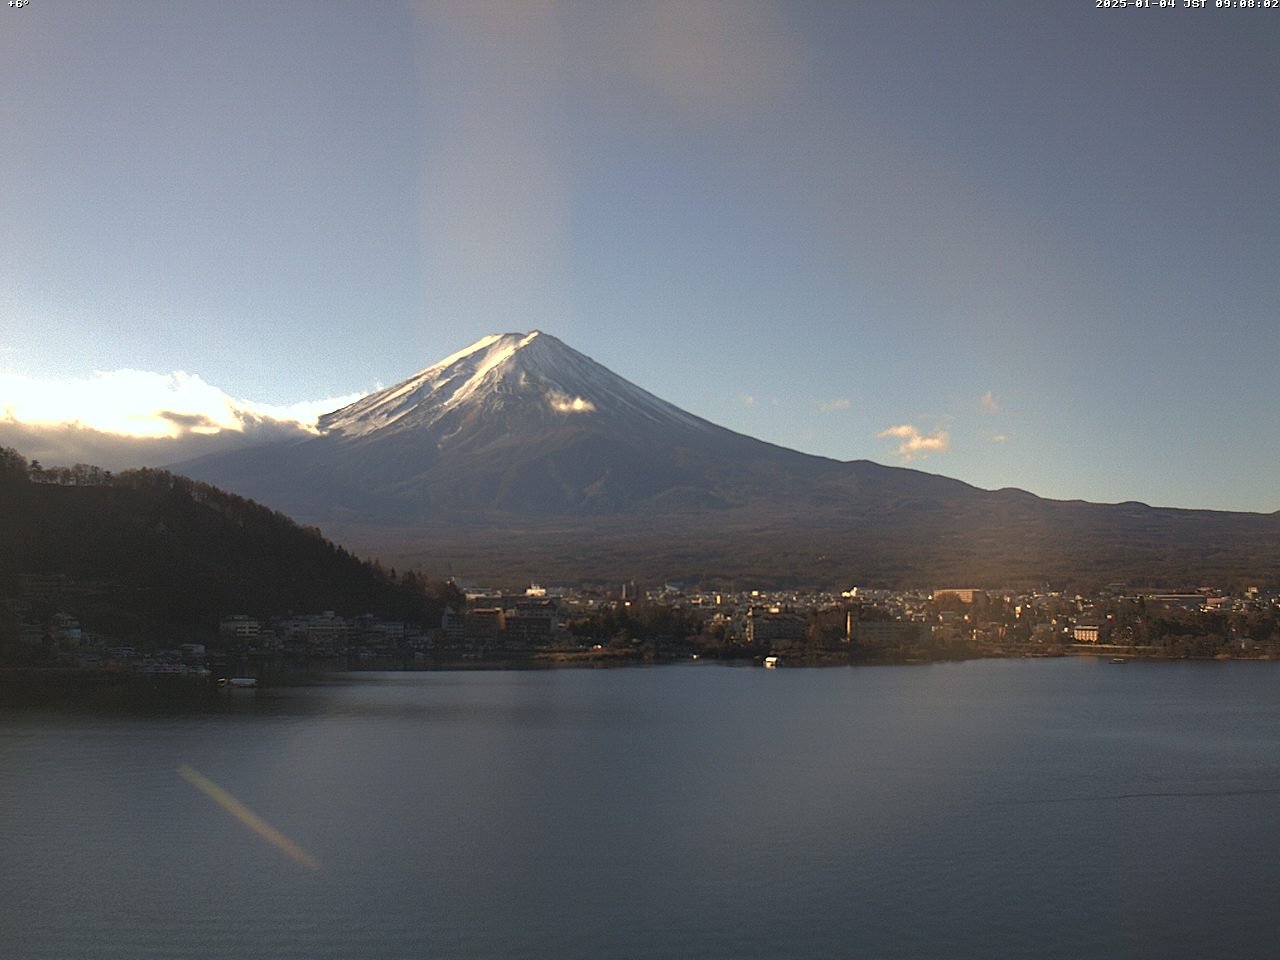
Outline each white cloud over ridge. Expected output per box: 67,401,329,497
876,423,950,462
0,369,365,439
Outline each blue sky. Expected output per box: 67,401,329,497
2,1,1277,511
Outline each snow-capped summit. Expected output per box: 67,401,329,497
317,331,714,445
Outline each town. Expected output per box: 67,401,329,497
6,573,1279,680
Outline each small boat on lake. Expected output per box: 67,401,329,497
763,656,780,669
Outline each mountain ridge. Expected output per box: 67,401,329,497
172,332,1280,588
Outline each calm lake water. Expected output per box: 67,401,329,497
4,658,1279,959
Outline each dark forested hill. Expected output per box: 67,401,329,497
0,448,450,645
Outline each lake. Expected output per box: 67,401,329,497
3,658,1279,959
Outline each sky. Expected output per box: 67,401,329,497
1,0,1277,511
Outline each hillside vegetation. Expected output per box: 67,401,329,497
0,448,450,647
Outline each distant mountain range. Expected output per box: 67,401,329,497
173,332,1280,589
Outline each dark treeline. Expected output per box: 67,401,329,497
0,447,453,646
566,602,707,646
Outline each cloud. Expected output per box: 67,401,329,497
991,434,1009,443
876,423,950,462
546,390,595,414
0,369,366,440
239,395,368,426
157,410,223,435
3,369,225,438
0,418,302,473
978,390,1000,413
877,424,914,440
818,398,851,412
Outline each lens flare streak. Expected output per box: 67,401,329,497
177,764,320,870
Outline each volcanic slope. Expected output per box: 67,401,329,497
175,332,1280,587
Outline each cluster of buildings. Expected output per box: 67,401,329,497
545,580,1280,659
6,569,1279,673
217,611,426,660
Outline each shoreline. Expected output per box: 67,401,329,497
2,646,1275,690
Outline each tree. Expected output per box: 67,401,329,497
0,447,29,483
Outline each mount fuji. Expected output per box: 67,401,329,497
174,332,1280,587
179,330,892,520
